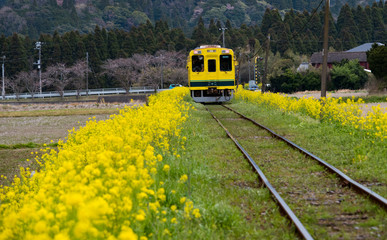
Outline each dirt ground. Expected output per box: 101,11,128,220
0,101,145,145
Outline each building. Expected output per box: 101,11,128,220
310,42,384,70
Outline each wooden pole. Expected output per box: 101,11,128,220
321,0,330,98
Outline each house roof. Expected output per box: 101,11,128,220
310,52,367,64
346,42,384,52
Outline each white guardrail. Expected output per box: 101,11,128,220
0,87,161,100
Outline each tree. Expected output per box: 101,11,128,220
191,17,210,46
330,60,368,90
107,30,119,59
68,60,88,99
7,33,28,76
367,44,387,85
21,70,40,100
337,4,359,50
102,58,140,94
94,26,108,61
44,63,72,99
6,73,25,100
140,66,160,91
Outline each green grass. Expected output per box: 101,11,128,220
229,99,387,198
164,102,298,239
341,95,387,103
0,142,58,149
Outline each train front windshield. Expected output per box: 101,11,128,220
220,55,232,71
192,55,204,72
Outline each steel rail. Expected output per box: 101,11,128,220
223,105,387,209
206,106,314,240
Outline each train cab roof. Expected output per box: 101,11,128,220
196,45,221,49
191,45,233,55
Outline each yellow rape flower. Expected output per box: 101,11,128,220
179,174,188,183
162,164,170,173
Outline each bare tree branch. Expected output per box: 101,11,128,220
43,63,72,99
6,73,25,101
68,60,88,99
22,70,40,100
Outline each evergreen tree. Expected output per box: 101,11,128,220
38,33,53,70
354,5,372,43
85,34,101,87
94,25,108,61
156,32,168,50
367,44,387,82
75,40,86,61
284,9,296,32
260,8,272,36
7,33,28,76
172,28,187,51
371,3,387,42
191,17,210,46
107,30,119,59
0,34,6,54
61,39,73,65
155,20,168,35
337,4,359,49
384,1,387,25
52,31,62,65
145,29,156,53
208,19,219,43
122,31,135,57
225,19,232,30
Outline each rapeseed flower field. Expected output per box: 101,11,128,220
0,87,200,239
235,89,387,141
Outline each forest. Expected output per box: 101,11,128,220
0,1,386,95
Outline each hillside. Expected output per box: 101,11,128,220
0,0,379,38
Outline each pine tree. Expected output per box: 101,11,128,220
61,39,73,65
0,34,6,54
354,5,372,43
52,31,62,65
172,28,186,51
337,4,359,49
7,33,28,76
366,44,387,82
208,19,219,42
39,33,53,70
107,30,119,59
384,1,387,25
75,40,86,61
94,25,108,61
260,8,272,36
371,3,387,42
191,17,210,46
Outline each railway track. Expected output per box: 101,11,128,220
206,104,387,240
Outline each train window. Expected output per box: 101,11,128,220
208,59,216,72
192,55,204,72
220,55,232,71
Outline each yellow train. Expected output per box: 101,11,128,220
187,45,237,103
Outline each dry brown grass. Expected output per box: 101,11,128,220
0,101,144,185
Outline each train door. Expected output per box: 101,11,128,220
207,58,218,83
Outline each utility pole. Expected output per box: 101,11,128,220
160,54,163,89
262,34,270,93
219,27,227,47
1,56,5,100
321,0,330,98
86,52,89,96
34,42,43,94
248,59,251,82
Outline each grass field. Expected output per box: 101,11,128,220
0,92,385,239
0,102,124,186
